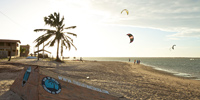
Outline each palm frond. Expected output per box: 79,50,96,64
69,41,77,50
62,41,68,50
65,26,76,29
66,32,77,37
54,12,58,21
44,40,52,47
47,30,57,33
34,35,44,43
34,32,55,43
60,17,64,26
62,36,77,50
44,12,60,27
60,24,65,32
63,34,73,43
34,34,52,47
66,40,71,50
34,29,52,32
50,38,56,46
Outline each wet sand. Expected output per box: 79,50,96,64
0,59,200,100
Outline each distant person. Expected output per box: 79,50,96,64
137,60,139,64
129,58,130,62
134,60,136,64
137,60,140,64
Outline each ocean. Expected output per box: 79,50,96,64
80,57,200,80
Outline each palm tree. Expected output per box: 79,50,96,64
34,12,77,61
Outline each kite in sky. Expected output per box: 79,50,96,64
172,45,176,50
170,45,176,51
121,9,129,15
127,33,134,43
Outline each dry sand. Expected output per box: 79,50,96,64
0,58,200,100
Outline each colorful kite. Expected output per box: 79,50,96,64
121,9,129,15
172,45,176,50
169,44,176,51
127,33,134,43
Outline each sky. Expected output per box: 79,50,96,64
0,0,200,57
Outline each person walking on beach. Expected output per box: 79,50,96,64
134,60,136,64
137,60,140,64
137,60,139,64
129,58,130,62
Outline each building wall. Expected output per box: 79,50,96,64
0,51,8,58
0,42,20,57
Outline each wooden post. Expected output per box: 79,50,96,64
37,46,39,61
43,43,44,59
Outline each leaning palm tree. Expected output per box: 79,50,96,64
34,12,77,61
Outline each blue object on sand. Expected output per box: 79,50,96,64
26,56,37,59
22,67,31,87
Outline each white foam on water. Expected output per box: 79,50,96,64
141,63,197,79
174,73,193,77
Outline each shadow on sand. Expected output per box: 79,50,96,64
0,91,22,100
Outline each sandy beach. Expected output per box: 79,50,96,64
1,58,200,100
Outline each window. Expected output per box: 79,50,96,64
7,43,11,46
0,42,4,46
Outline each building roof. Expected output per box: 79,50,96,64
0,39,21,43
20,45,30,47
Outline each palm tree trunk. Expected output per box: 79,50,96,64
56,40,60,61
43,43,44,59
8,43,12,61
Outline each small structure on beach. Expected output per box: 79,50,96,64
10,65,123,100
34,49,51,58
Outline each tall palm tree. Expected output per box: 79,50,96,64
34,12,77,61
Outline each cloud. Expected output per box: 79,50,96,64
167,28,200,37
88,0,200,38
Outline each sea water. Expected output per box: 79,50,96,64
81,57,200,80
